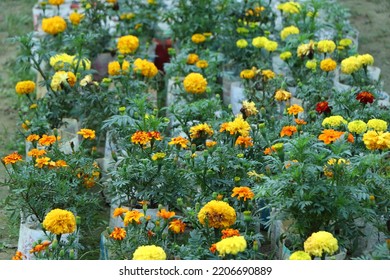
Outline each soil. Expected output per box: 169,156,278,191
0,0,390,260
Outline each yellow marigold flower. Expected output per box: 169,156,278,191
152,152,166,161
242,100,258,117
15,80,35,95
50,53,75,70
169,219,186,234
27,149,46,158
272,143,284,151
236,27,249,34
108,60,130,76
236,39,248,48
322,115,347,128
113,207,128,217
277,2,301,14
38,134,58,146
274,89,292,101
191,33,206,44
48,0,64,5
287,104,304,116
348,120,367,134
206,140,217,148
80,75,93,86
289,250,312,260
131,131,151,145
123,210,144,226
367,119,387,132
196,60,208,69
132,245,166,260
280,126,298,137
235,136,253,148
264,40,278,52
133,58,158,78
339,38,353,47
240,69,256,79
320,58,337,72
297,41,315,58
221,228,240,239
117,35,139,55
317,40,336,53
51,71,76,91
231,186,254,201
168,136,189,149
26,134,40,142
73,57,91,71
280,25,300,40
77,128,96,140
252,36,269,48
106,0,117,3
198,200,236,229
305,59,317,70
35,157,51,168
183,73,207,94
341,56,362,74
187,53,199,65
43,209,76,235
30,103,38,109
280,51,292,61
55,160,68,167
2,151,23,165
222,114,251,137
261,69,276,81
69,12,84,25
42,16,67,35
357,54,374,66
12,251,24,260
362,130,390,150
190,123,214,139
216,236,247,256
109,227,126,240
318,129,345,144
304,231,338,257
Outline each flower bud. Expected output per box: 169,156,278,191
59,249,65,258
69,249,75,259
51,239,58,250
243,210,252,222
253,240,259,251
76,216,81,226
195,202,200,213
177,197,183,207
234,176,241,182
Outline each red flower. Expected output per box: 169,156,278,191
356,91,374,104
316,101,331,114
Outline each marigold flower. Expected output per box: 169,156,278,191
277,2,301,14
289,250,311,260
216,236,247,257
280,51,292,61
264,40,278,52
55,160,68,167
168,219,186,234
38,134,58,146
366,119,387,131
341,56,361,74
235,136,254,148
198,200,236,229
240,69,256,79
30,240,51,254
317,40,336,53
12,251,24,260
26,134,40,142
241,100,258,117
297,41,315,58
123,210,144,226
318,129,345,144
264,146,276,155
35,157,51,168
339,38,353,47
77,128,96,140
287,104,304,116
2,151,23,165
148,131,163,141
27,149,47,158
132,245,166,260
294,119,307,125
357,54,374,66
252,36,269,48
209,243,217,253
157,209,175,219
15,80,35,95
191,33,206,44
183,73,207,94
151,152,166,161
220,115,251,137
280,25,299,40
131,131,151,145
280,126,298,137
51,71,76,91
221,228,240,239
236,39,248,48
113,207,128,217
322,115,347,128
117,35,139,55
316,101,331,114
69,12,84,25
261,69,276,81
133,58,158,78
362,130,390,150
43,209,76,235
49,0,64,5
305,59,317,70
356,91,374,104
274,89,292,101
231,186,254,201
304,231,338,257
42,16,67,35
206,140,217,148
109,227,126,240
189,123,214,139
320,58,337,72
186,53,199,65
347,120,367,134
196,60,208,69
168,136,189,149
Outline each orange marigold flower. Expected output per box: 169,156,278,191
131,131,151,145
55,160,68,167
157,209,175,219
235,136,254,148
12,251,24,260
26,134,40,142
123,210,144,226
209,243,217,253
294,119,307,125
356,91,374,104
168,219,186,234
109,227,126,240
30,240,51,254
77,128,96,139
221,228,240,239
38,135,58,146
15,80,35,95
287,104,304,116
27,149,47,158
280,126,298,137
148,131,163,141
2,152,23,165
35,157,51,168
318,129,344,144
113,207,129,217
206,140,217,148
168,136,190,149
231,186,255,201
263,147,276,155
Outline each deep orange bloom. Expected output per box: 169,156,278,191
113,207,129,217
148,131,163,141
27,149,47,158
26,134,40,142
280,126,298,137
318,129,344,144
168,219,186,234
294,119,307,125
123,210,144,226
109,227,127,240
221,228,240,239
209,243,217,253
157,209,175,219
12,251,24,260
38,134,58,146
287,104,304,115
77,128,96,139
263,147,276,155
168,136,190,149
235,136,254,148
30,240,51,254
2,152,23,164
55,160,68,167
131,131,151,145
231,186,255,201
356,91,374,104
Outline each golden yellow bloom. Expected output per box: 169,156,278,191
277,2,301,14
26,134,40,142
297,41,315,58
113,207,128,217
264,40,278,52
43,208,76,235
35,157,51,168
51,71,77,91
216,236,247,256
220,114,251,137
49,53,74,70
108,60,130,76
240,69,256,79
261,69,276,81
320,58,337,72
289,251,311,260
339,38,353,47
362,130,390,150
42,16,67,35
168,136,190,149
109,227,126,240
235,136,253,148
133,58,159,78
27,149,46,158
274,89,292,101
287,104,304,116
183,73,207,94
317,40,336,53
55,160,68,167
48,0,64,5
132,245,166,260
189,123,214,139
367,119,387,131
191,33,206,44
231,186,254,201
280,51,292,61
152,152,166,161
77,128,96,140
187,53,199,65
169,219,186,234
304,231,338,257
38,134,58,146
117,35,139,55
305,59,317,70
15,80,35,95
196,60,209,69
347,120,367,134
198,200,236,229
123,210,144,226
280,25,299,40
341,56,362,74
2,151,23,165
357,54,374,66
322,115,347,128
252,36,269,48
236,39,248,48
30,103,38,109
206,140,217,148
241,100,258,117
69,12,84,25
157,208,175,219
